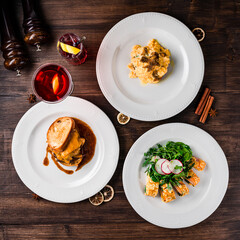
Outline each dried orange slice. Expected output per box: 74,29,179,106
117,113,130,125
192,28,205,42
89,192,104,206
52,74,59,94
101,185,114,202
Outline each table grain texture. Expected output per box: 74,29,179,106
0,0,240,239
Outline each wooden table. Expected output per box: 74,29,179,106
0,0,239,239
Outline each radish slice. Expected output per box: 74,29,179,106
155,159,167,174
151,156,160,163
169,159,183,174
161,160,172,175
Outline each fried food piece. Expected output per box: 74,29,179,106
145,175,159,197
172,181,189,197
160,182,176,203
184,169,200,187
192,157,206,171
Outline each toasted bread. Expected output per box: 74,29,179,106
47,117,75,151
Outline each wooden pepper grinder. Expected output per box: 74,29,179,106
21,0,49,51
0,2,28,76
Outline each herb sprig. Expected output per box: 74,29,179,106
143,141,194,185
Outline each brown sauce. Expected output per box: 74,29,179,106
43,118,96,175
43,154,49,166
49,147,74,175
73,118,96,171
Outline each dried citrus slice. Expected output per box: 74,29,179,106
52,74,59,94
89,192,104,206
101,185,114,202
117,113,130,125
192,28,205,42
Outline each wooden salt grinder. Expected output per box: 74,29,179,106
21,0,49,51
0,2,28,76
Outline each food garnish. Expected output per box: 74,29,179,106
32,193,40,201
195,88,211,115
101,185,114,202
117,113,130,125
28,94,37,103
143,141,206,203
155,158,167,175
168,160,183,175
209,108,217,118
128,39,170,84
161,160,172,175
199,95,214,123
195,88,215,123
89,185,115,205
192,28,205,42
52,74,60,94
89,192,104,206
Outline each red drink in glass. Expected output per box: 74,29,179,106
57,33,87,65
32,64,73,103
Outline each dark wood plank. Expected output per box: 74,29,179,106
0,0,240,239
1,221,240,240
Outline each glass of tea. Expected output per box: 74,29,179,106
32,63,73,103
57,33,87,65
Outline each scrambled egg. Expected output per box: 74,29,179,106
128,39,171,84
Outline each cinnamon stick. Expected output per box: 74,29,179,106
199,96,211,122
199,95,214,123
195,88,211,115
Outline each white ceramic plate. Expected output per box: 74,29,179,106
123,123,229,228
96,12,204,121
12,96,119,203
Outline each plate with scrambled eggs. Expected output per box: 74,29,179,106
96,12,204,121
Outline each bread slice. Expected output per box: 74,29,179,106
47,117,75,151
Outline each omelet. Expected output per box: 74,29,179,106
128,39,171,84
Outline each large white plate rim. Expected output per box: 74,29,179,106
122,123,229,228
96,12,204,121
12,96,119,203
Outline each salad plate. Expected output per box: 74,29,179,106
96,12,204,121
122,123,228,228
12,96,119,203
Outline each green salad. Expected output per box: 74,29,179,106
143,141,195,186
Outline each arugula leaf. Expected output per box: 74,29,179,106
143,141,193,184
166,183,173,191
174,165,183,170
